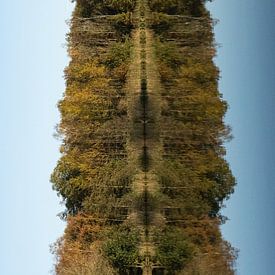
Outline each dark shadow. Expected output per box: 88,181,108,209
128,267,142,275
153,268,165,275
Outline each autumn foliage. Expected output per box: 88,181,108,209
51,0,237,274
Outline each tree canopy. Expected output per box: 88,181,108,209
51,0,237,274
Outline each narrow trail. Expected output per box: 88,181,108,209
126,0,164,273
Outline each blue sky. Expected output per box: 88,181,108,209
0,1,73,274
1,0,275,274
207,0,275,274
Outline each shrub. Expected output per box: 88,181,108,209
104,41,132,69
103,226,140,271
155,228,194,273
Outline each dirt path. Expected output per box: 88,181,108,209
125,0,165,274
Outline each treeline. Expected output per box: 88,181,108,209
148,0,237,273
51,0,237,274
51,0,139,274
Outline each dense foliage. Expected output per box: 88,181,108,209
103,226,140,270
52,0,237,274
72,0,136,17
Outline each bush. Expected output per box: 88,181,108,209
104,41,132,69
149,0,206,16
103,226,140,271
155,228,194,273
52,239,116,275
112,12,134,36
149,13,172,33
73,0,136,17
105,0,136,14
155,41,184,70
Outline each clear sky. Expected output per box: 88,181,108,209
1,1,275,275
0,0,74,274
207,0,275,274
